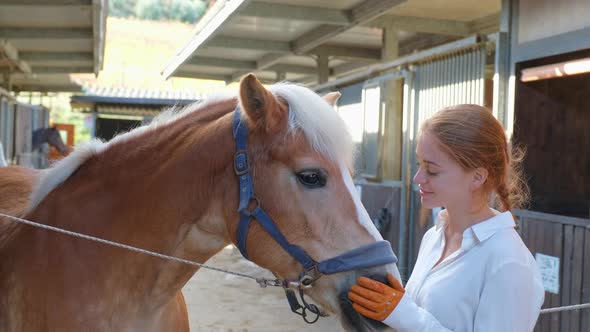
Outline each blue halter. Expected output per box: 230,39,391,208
232,106,398,284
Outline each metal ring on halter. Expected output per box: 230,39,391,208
299,275,315,289
246,196,260,213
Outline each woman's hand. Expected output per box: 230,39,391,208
348,272,405,321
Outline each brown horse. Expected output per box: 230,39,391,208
0,74,399,331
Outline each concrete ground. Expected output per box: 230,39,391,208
182,246,342,332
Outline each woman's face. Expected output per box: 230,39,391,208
413,132,475,210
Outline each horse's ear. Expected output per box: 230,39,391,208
239,73,282,133
323,92,341,107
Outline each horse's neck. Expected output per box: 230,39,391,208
27,101,238,307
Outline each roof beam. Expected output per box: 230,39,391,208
240,2,351,25
0,28,93,39
269,63,318,75
367,15,472,36
0,39,31,74
20,52,93,62
188,56,256,70
174,71,231,82
208,36,291,53
161,0,251,79
189,56,318,75
229,0,406,81
30,66,94,74
311,45,381,61
468,13,500,34
0,0,92,5
12,84,82,93
290,0,406,54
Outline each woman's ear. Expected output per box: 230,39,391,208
239,73,283,133
471,167,489,190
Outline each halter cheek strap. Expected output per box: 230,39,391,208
232,106,397,278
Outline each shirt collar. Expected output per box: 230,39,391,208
434,210,516,243
470,211,515,242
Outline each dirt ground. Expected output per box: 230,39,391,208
182,246,343,332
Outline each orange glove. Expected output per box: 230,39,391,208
348,272,405,321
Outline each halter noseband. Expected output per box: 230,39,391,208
232,106,397,323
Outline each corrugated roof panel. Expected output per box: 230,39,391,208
0,6,93,28
196,47,267,60
255,0,364,10
222,16,319,41
389,0,500,21
180,64,236,75
10,39,93,53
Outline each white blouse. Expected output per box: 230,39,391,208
383,211,545,331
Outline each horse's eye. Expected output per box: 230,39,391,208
296,169,327,188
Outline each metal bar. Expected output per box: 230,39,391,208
161,0,251,79
311,35,481,91
399,69,412,277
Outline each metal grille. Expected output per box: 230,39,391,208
0,98,14,162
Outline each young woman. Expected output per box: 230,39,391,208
348,104,544,331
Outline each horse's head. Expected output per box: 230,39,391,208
230,74,399,331
47,127,68,155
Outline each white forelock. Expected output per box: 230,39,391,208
269,83,354,167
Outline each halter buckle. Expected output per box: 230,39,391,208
234,150,250,176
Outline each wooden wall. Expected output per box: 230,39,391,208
516,210,590,332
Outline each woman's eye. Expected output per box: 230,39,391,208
296,169,327,188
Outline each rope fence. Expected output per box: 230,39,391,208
1,212,589,314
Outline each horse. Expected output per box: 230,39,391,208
0,74,400,332
33,126,68,155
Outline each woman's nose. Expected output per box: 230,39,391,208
413,169,425,185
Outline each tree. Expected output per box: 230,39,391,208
109,0,137,18
135,0,208,23
169,0,208,23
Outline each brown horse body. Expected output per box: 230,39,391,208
0,76,398,331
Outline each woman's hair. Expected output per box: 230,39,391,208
419,104,529,211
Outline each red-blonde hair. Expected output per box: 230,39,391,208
419,104,529,211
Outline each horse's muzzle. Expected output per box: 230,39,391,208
337,273,391,332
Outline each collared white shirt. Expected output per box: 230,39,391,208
383,210,544,331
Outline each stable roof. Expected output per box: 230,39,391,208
0,0,107,92
162,0,500,85
71,86,201,116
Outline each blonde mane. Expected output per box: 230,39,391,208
27,84,353,212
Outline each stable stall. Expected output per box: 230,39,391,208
71,86,200,141
0,0,107,167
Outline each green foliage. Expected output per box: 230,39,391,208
111,0,208,24
109,0,137,18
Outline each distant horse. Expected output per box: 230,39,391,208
33,126,68,155
0,74,399,332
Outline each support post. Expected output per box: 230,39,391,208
381,22,403,181
317,53,329,84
